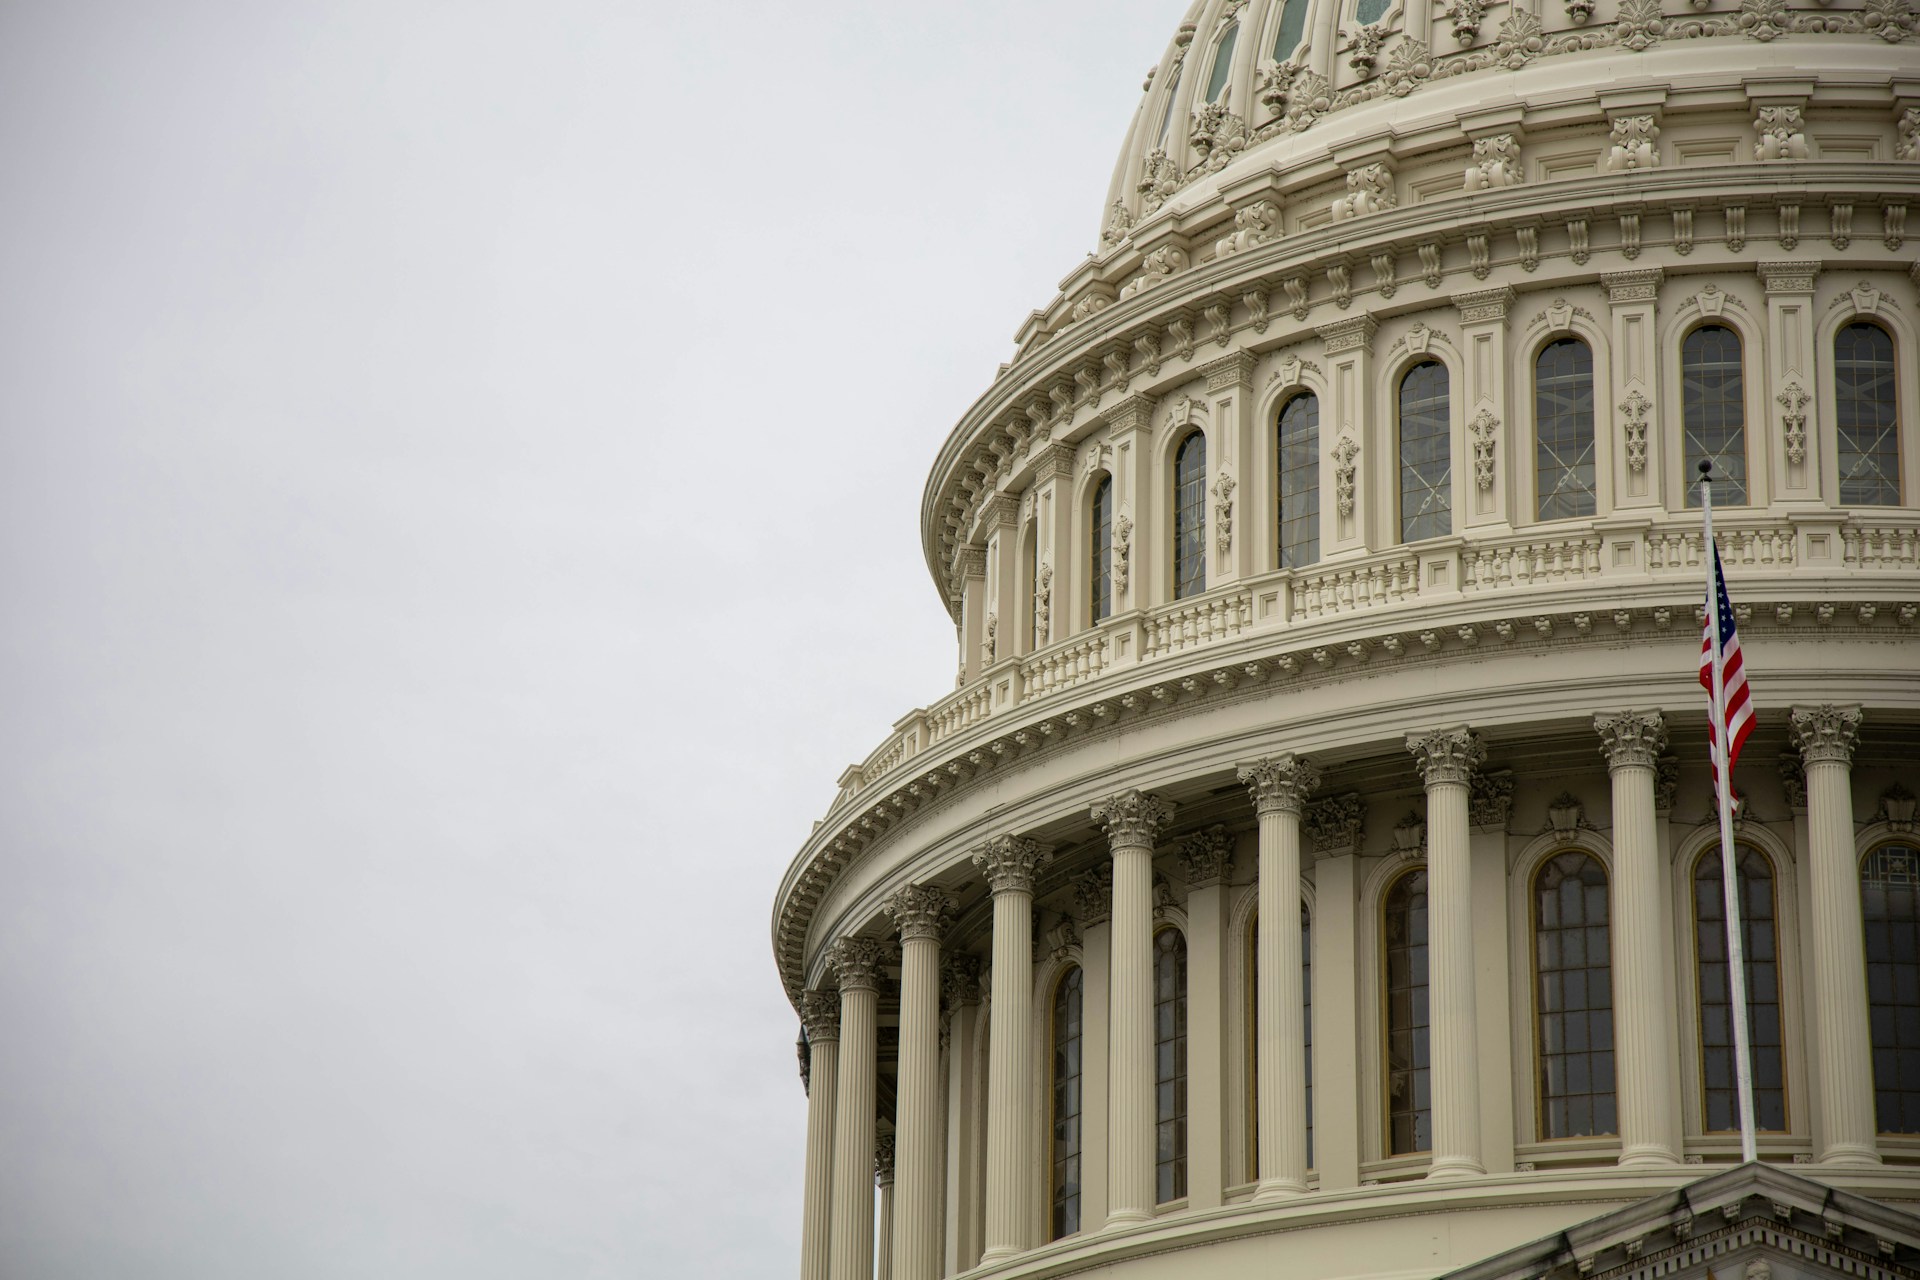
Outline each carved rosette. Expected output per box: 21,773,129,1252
1238,753,1322,816
1092,788,1176,849
1469,768,1516,828
874,1132,895,1188
941,953,983,1008
1408,727,1486,786
1777,751,1808,810
1073,864,1115,924
801,988,841,1043
826,936,890,994
1305,793,1366,855
1790,704,1863,766
883,883,956,943
1179,825,1236,886
1596,710,1669,770
971,834,1052,895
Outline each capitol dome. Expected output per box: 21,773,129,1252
774,1,1920,1277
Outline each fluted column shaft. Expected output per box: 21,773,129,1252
827,939,886,1280
1794,705,1880,1165
1409,729,1485,1178
1597,712,1682,1167
1093,789,1175,1227
800,992,841,1280
973,837,1051,1262
883,887,953,1280
875,1137,895,1280
1239,755,1320,1197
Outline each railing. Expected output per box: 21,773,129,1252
1463,535,1602,592
1290,556,1418,619
1845,522,1920,569
1020,631,1112,700
926,684,992,748
1145,589,1253,658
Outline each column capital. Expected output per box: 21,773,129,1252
1595,710,1669,769
802,988,842,1043
1758,259,1820,294
1452,284,1516,324
971,835,1052,894
941,953,983,1008
874,1132,896,1189
1601,267,1663,304
1178,825,1236,886
1092,788,1176,849
1238,753,1322,816
1408,727,1485,787
1305,792,1366,857
826,936,890,994
1073,864,1114,924
1791,703,1863,766
884,884,956,943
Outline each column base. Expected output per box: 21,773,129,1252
1104,1209,1154,1230
1425,1155,1486,1180
980,1245,1020,1265
1253,1176,1309,1201
1617,1146,1682,1169
1817,1143,1883,1167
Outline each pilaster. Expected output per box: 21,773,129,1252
1603,269,1663,510
1180,826,1235,1210
1318,317,1378,555
1452,286,1515,531
1203,351,1259,586
1759,260,1822,505
1104,394,1157,614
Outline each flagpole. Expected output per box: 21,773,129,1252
1699,458,1758,1163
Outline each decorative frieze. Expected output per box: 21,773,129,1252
1204,349,1258,391
1179,825,1237,886
1758,260,1817,294
1120,244,1190,300
1239,753,1323,816
1305,792,1366,856
1455,284,1515,323
1318,315,1378,355
1464,133,1522,190
1789,704,1862,765
1602,268,1662,304
972,835,1052,894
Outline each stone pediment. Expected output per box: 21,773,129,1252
1441,1165,1920,1280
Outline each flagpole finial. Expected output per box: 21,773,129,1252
1698,458,1713,477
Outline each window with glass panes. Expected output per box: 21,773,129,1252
1535,338,1597,519
1398,362,1452,542
1090,474,1113,622
1534,852,1616,1139
1271,0,1309,60
1695,847,1786,1131
1835,322,1901,505
1173,433,1208,598
1862,842,1920,1134
1278,393,1320,568
1682,326,1747,505
1154,928,1189,1202
1384,869,1431,1154
1204,23,1238,102
1051,966,1084,1239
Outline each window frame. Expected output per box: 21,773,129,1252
1171,429,1208,600
1276,390,1322,570
1088,471,1114,627
1153,924,1190,1204
1396,359,1453,545
1690,844,1790,1135
1381,865,1433,1157
1677,321,1752,509
1531,335,1599,522
1832,319,1903,507
1529,848,1618,1142
1861,838,1920,1136
1048,962,1086,1240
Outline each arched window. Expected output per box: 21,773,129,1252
1356,0,1391,23
1535,338,1597,520
1682,326,1747,506
1836,322,1901,505
1383,868,1431,1154
1278,393,1320,568
1534,852,1616,1139
1398,362,1451,543
1156,68,1184,143
1026,523,1043,651
1050,965,1085,1239
1862,841,1920,1134
1247,903,1314,1179
1090,474,1114,623
1694,847,1786,1131
1204,23,1239,103
1154,927,1189,1202
1173,432,1208,598
1272,0,1309,60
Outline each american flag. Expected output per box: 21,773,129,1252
1698,542,1755,787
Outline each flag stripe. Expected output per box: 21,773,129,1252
1699,544,1755,789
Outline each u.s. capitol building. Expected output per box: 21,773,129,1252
770,1,1920,1277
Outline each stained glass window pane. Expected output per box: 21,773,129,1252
1279,393,1321,568
1836,322,1900,506
1535,338,1597,520
1205,24,1238,103
1863,842,1920,1134
1090,475,1113,623
1399,362,1451,543
1535,852,1616,1138
1385,869,1432,1154
1155,929,1189,1202
1683,326,1746,506
1051,966,1084,1238
1695,848,1787,1131
1174,433,1208,598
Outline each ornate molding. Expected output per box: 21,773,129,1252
1179,825,1236,886
1204,349,1259,391
1408,726,1486,786
884,884,956,942
1754,105,1810,162
1215,198,1284,257
972,835,1052,894
1875,782,1918,832
1305,792,1366,856
1333,435,1360,516
1092,788,1176,848
1758,259,1818,294
1596,709,1669,769
1239,752,1323,816
1790,703,1862,766
826,936,890,993
1602,267,1663,304
1213,472,1237,553
1331,161,1396,220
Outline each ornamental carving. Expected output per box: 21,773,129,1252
1380,39,1433,97
1408,727,1486,786
1789,704,1863,765
1332,162,1396,219
1547,792,1586,837
1239,753,1322,816
982,612,997,665
1113,513,1133,593
1213,472,1236,553
1073,864,1114,925
801,988,841,1043
826,936,889,993
1604,114,1660,171
1092,788,1176,848
874,1133,895,1187
1102,200,1136,248
1392,811,1427,853
971,835,1052,894
940,953,983,1008
883,884,955,942
1876,783,1918,832
1179,825,1236,886
1450,0,1488,45
1852,0,1915,41
1754,106,1810,162
1469,408,1499,491
1334,436,1360,516
1492,7,1545,67
1137,148,1184,215
1900,108,1920,161
1215,199,1282,257
1121,244,1190,300
1778,382,1810,465
1188,101,1249,174
1465,134,1522,190
1470,768,1515,828
1655,756,1682,811
1305,792,1366,855
1046,917,1080,960
1071,290,1114,324
1614,0,1666,49
1596,709,1669,769
1620,389,1652,472
1344,22,1390,76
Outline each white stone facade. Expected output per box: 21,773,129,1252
774,2,1920,1278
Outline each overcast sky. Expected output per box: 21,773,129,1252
0,3,1176,1276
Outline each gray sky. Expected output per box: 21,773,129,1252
0,3,1173,1276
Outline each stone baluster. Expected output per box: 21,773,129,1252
884,885,954,1280
1092,789,1176,1226
1792,705,1880,1165
1595,711,1683,1166
799,990,841,1280
826,937,888,1280
1238,754,1321,1197
1408,728,1487,1178
972,836,1052,1261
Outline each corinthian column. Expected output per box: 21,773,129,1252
972,836,1052,1262
1792,705,1880,1165
1238,754,1321,1197
1408,728,1486,1178
1091,788,1175,1227
1595,711,1682,1167
883,885,953,1280
826,937,888,1280
799,990,841,1280
875,1135,895,1280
